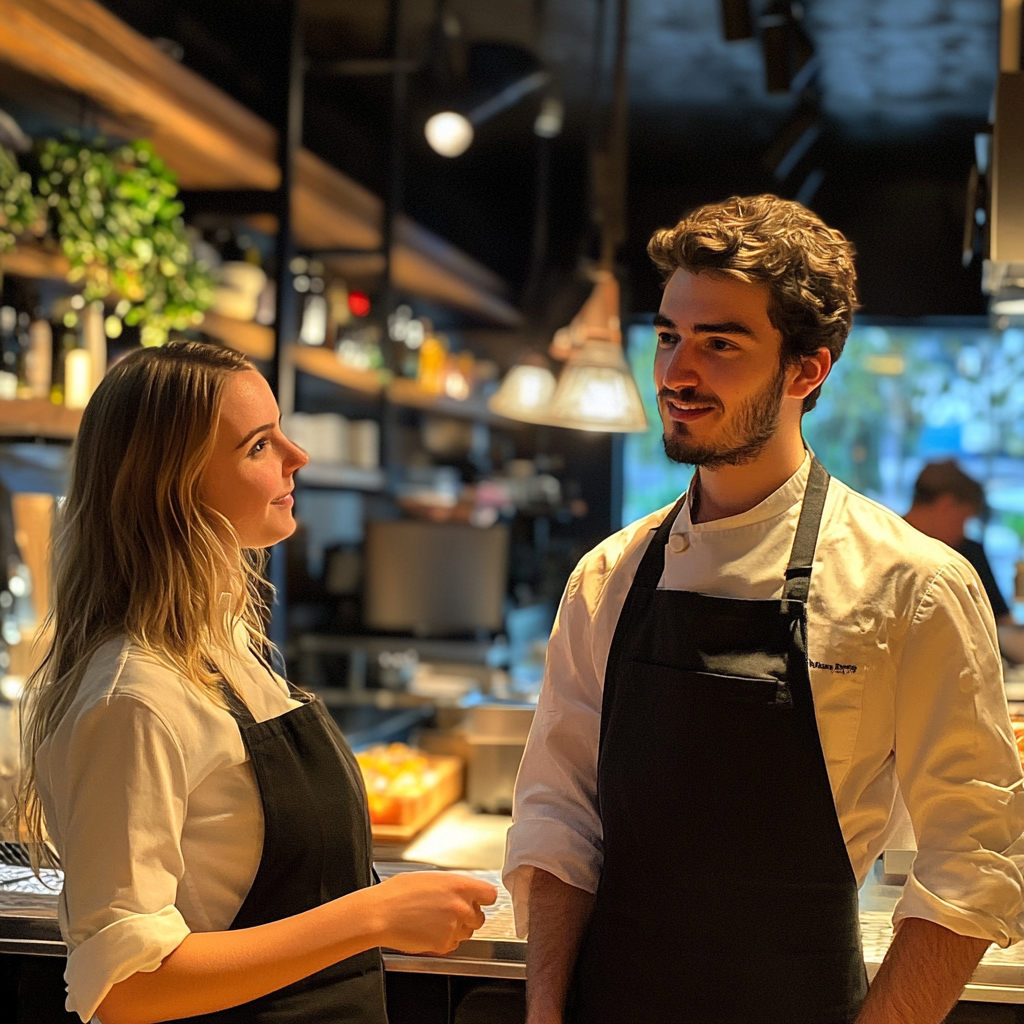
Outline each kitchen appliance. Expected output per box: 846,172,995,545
464,704,535,814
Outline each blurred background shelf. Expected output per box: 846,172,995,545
0,245,70,282
289,345,386,395
199,311,275,361
297,461,386,492
0,399,81,440
0,0,521,326
386,377,514,428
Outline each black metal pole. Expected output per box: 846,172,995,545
270,0,304,407
381,0,408,491
382,0,407,328
269,0,304,657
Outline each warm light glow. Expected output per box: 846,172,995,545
425,111,475,157
534,96,564,138
488,364,558,421
64,348,94,410
545,342,648,433
991,297,1024,315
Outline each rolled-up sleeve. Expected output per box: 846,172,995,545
893,560,1024,946
53,695,192,1020
504,563,605,937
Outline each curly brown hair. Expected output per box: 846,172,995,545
647,194,858,411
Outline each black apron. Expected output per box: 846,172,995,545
174,673,388,1023
570,458,867,1024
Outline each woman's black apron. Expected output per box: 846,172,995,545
175,675,387,1023
570,458,867,1024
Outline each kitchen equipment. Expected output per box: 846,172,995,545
465,704,535,813
363,520,509,637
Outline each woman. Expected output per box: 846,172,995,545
19,341,495,1024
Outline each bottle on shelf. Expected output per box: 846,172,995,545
50,299,87,407
81,301,106,392
417,326,447,395
0,307,18,399
23,320,52,400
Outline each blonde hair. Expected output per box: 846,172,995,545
19,341,270,862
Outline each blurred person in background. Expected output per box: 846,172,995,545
904,460,1024,663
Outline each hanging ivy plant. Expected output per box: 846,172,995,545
34,136,213,346
0,145,44,253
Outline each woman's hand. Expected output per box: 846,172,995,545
97,873,499,1024
373,871,497,954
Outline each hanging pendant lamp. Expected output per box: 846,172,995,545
488,359,558,422
491,0,646,433
544,271,647,432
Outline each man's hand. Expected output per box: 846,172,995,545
525,869,596,1024
855,917,990,1024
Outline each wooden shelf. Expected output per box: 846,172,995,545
289,345,386,395
0,0,523,326
0,398,81,440
298,462,386,491
386,377,518,428
0,244,70,281
199,311,275,361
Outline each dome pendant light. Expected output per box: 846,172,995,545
491,0,646,433
488,360,558,422
543,271,647,433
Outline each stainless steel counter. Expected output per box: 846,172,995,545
4,865,1024,1002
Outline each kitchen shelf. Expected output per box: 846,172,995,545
290,346,386,395
386,377,518,428
199,311,275,361
297,462,386,491
0,0,522,326
0,398,82,440
0,244,70,281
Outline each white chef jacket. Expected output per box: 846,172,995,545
504,454,1024,946
35,634,300,1022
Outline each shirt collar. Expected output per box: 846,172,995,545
673,450,812,535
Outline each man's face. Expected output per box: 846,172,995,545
654,269,794,468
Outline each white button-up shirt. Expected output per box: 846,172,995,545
504,454,1024,946
36,636,300,1022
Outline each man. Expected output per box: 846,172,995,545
904,460,1024,664
503,195,1024,1024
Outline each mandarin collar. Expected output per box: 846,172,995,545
672,451,812,536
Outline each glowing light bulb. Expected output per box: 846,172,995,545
425,112,474,158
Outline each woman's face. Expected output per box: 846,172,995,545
200,370,308,548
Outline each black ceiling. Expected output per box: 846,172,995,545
95,0,1000,322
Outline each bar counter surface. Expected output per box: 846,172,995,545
3,862,1024,1005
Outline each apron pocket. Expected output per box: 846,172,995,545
633,661,792,706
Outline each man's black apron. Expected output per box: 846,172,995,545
570,458,867,1024
176,675,387,1023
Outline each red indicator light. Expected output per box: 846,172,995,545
348,291,371,317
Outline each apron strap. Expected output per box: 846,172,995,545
632,458,830,597
250,645,313,704
217,678,258,726
782,457,831,606
632,493,689,590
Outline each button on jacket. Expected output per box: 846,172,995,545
504,455,1024,946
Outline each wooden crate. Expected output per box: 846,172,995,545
366,754,463,844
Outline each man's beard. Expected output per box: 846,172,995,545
661,362,788,468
